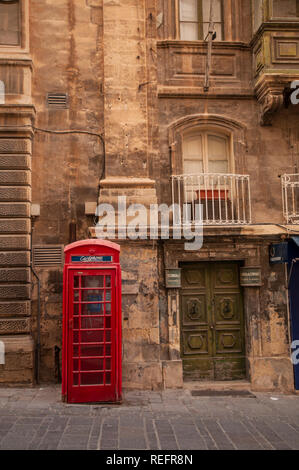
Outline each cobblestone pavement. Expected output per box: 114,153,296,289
0,386,299,450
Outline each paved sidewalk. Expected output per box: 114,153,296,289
0,386,299,450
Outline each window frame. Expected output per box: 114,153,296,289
0,0,21,47
178,0,224,42
270,0,299,20
182,129,232,175
0,0,28,52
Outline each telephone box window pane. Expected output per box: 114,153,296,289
73,359,79,372
74,291,79,302
106,276,111,287
106,303,111,314
73,374,79,386
106,344,111,356
106,358,111,371
73,317,79,330
81,317,104,330
73,345,79,357
73,331,79,343
74,276,79,288
106,331,111,343
0,1,20,46
81,358,104,371
82,303,103,315
82,290,103,302
81,372,104,385
105,317,111,329
81,345,104,357
105,372,111,385
106,291,111,301
74,304,80,316
81,330,104,343
82,276,104,288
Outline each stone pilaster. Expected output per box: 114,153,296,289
100,0,159,207
0,106,35,385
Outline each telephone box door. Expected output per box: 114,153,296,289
67,269,117,403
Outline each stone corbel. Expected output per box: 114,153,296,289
260,92,284,126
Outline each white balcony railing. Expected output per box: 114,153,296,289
282,174,299,224
171,173,252,225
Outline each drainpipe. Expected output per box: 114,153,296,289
30,214,41,385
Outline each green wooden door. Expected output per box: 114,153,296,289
180,262,246,381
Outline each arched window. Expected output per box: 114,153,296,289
0,0,20,46
179,0,224,41
182,130,229,175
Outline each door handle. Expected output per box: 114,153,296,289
210,325,214,330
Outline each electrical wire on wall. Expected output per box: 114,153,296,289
1,123,106,384
31,126,105,384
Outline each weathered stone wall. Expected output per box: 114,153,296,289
29,0,105,381
1,0,297,391
120,242,161,390
162,236,294,391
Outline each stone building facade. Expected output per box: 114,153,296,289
0,0,299,392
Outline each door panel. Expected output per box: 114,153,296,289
67,269,116,403
180,262,245,381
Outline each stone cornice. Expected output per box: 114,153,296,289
0,57,33,67
89,224,299,241
100,177,156,189
157,40,251,50
251,22,299,47
158,86,254,100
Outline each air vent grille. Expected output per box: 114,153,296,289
46,93,69,109
33,245,64,267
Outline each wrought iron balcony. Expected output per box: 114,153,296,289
282,174,299,224
171,173,252,226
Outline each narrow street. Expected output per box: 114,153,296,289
0,386,299,450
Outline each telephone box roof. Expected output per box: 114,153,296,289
64,239,120,253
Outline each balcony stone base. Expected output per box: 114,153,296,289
99,177,157,207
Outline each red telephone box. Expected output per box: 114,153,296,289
62,240,122,404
